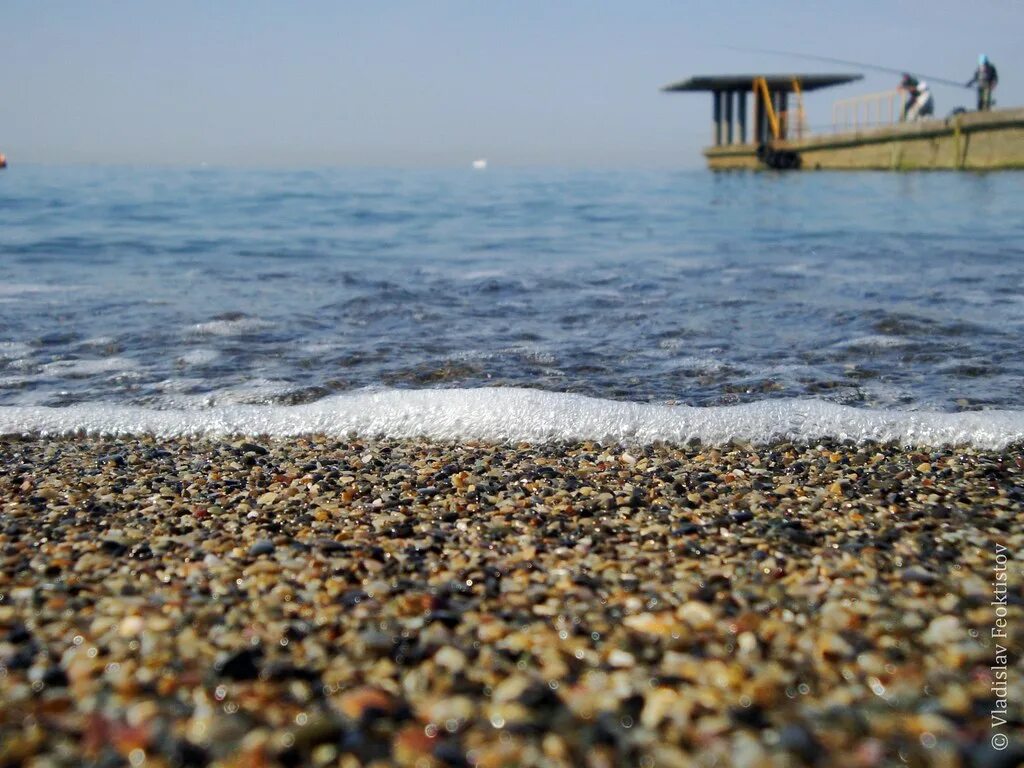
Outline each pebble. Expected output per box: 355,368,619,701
433,646,467,674
903,565,939,584
247,539,276,557
921,615,964,646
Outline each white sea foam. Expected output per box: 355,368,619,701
0,342,33,359
189,318,271,337
831,335,910,350
454,268,511,281
299,342,339,355
41,358,139,377
668,355,725,373
0,387,1022,448
152,377,207,394
0,283,61,297
175,349,221,366
771,262,816,276
451,346,557,365
0,375,32,388
80,336,118,348
153,378,297,408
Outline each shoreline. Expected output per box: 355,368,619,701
1,434,1021,766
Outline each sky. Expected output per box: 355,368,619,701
1,0,1020,169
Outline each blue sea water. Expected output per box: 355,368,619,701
2,165,1024,444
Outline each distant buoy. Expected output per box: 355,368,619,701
0,153,7,169
472,159,487,170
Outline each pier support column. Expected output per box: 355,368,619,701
754,90,765,144
737,91,747,144
712,90,722,146
724,91,734,144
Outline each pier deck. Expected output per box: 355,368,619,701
705,107,1024,170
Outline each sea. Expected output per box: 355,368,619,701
2,165,1024,447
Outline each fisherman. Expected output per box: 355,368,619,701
967,55,998,111
899,74,934,121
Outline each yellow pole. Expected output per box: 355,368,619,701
754,77,780,140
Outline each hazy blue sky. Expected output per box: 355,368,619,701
1,1,1019,168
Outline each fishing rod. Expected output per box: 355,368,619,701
722,45,969,89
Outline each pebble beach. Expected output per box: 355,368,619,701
1,435,1021,768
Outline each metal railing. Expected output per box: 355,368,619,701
778,108,808,139
832,90,904,132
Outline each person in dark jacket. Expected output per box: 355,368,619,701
967,55,998,111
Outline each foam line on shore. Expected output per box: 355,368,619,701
1,387,1023,448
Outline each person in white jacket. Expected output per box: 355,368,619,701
900,74,934,121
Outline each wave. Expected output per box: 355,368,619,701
1,387,1022,448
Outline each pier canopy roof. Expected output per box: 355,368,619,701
662,73,862,93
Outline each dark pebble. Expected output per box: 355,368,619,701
214,649,262,680
673,523,702,535
41,666,69,688
5,623,32,644
778,723,823,765
433,740,469,767
427,610,462,628
340,589,369,607
967,742,1024,768
248,539,275,557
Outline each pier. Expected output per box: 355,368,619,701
664,73,1024,170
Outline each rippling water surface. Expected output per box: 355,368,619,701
2,165,1023,418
